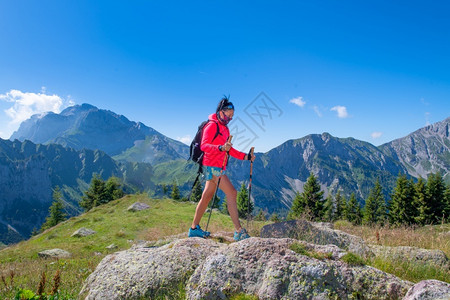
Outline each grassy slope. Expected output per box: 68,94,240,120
0,195,448,299
0,194,257,299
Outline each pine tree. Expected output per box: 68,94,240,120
104,177,124,204
171,182,180,200
288,173,324,220
254,209,266,221
413,177,430,225
363,179,386,225
323,194,334,222
346,193,362,225
237,182,253,218
334,190,345,220
162,184,168,196
40,187,67,232
426,172,446,223
389,174,418,225
80,174,124,211
80,174,106,211
190,180,203,202
220,196,229,215
270,212,281,223
444,184,450,222
288,191,307,220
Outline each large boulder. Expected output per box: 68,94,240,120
80,238,225,299
403,280,450,300
260,220,373,258
81,237,412,299
186,237,411,300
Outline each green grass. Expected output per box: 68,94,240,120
335,220,450,283
0,194,267,299
340,252,365,266
289,242,333,260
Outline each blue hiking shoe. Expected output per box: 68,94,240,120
233,228,250,241
188,225,210,238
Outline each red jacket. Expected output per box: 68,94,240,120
201,113,246,169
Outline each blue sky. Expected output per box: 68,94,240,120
1,1,449,153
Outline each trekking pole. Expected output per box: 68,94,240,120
205,135,233,233
246,147,254,229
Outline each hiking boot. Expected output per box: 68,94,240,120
233,228,250,241
188,225,210,238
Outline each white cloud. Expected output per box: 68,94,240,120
177,134,191,145
0,89,73,125
371,132,383,139
330,105,349,119
312,105,322,117
289,97,306,108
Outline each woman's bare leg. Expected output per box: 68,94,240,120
219,175,242,232
191,176,218,229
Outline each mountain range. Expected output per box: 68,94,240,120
11,103,188,164
2,103,449,244
0,138,154,244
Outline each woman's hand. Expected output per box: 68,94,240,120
221,142,232,152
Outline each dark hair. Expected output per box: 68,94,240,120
216,95,234,113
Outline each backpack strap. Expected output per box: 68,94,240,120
211,121,221,143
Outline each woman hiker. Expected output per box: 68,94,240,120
189,96,255,241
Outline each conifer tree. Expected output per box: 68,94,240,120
254,209,266,221
171,182,181,200
190,180,203,202
288,173,324,220
237,182,253,218
80,174,106,211
162,184,168,196
270,212,281,223
334,190,345,220
363,179,386,225
288,191,306,220
346,193,362,225
444,184,450,222
104,177,124,204
388,174,415,225
40,187,67,232
80,174,124,211
323,194,334,222
220,196,229,215
413,177,430,225
426,172,446,223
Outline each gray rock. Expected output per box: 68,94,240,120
38,248,71,259
370,245,449,269
186,238,411,300
261,219,373,258
71,227,96,238
81,237,412,300
403,280,450,300
106,244,118,250
127,202,150,212
80,238,225,299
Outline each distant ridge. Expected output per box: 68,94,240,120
11,103,189,164
228,132,408,213
380,117,450,182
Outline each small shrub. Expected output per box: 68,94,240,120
341,252,365,266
